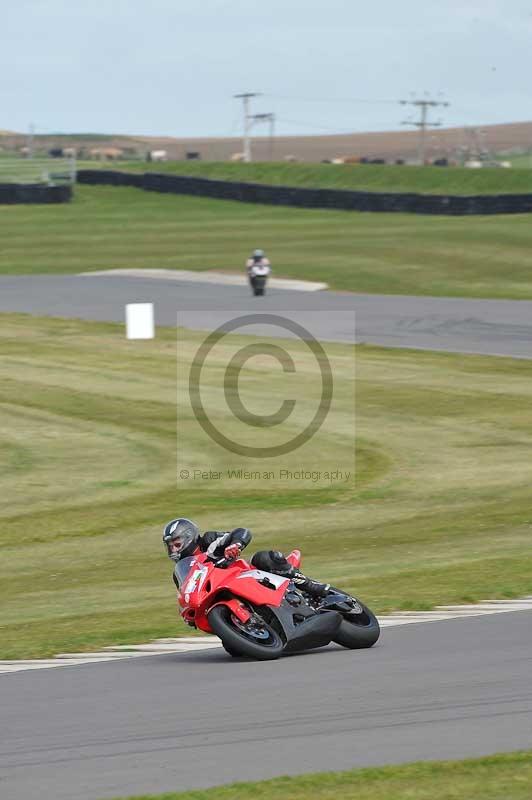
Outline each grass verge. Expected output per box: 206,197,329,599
4,185,532,299
111,751,532,800
2,314,532,658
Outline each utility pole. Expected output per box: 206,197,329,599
466,127,488,161
234,92,261,162
249,112,275,161
269,113,275,161
400,97,449,165
26,122,35,158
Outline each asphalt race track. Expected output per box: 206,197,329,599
2,274,532,357
1,612,531,800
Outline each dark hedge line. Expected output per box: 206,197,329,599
78,170,144,189
0,184,72,204
77,170,532,216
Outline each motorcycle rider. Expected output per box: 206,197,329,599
246,249,271,287
163,517,330,597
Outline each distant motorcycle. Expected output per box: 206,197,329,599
175,549,380,660
248,263,270,296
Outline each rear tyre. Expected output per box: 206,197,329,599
222,643,242,658
332,599,380,649
208,605,284,660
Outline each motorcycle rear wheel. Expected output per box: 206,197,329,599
208,605,283,660
332,598,380,649
222,643,242,658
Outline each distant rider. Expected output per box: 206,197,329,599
246,249,271,280
163,517,330,598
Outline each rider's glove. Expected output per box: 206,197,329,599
224,543,242,561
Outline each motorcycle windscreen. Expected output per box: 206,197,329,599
173,556,196,587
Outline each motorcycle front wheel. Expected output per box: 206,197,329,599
208,605,284,660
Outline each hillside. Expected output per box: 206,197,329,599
2,121,532,162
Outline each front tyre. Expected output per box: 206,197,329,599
208,605,284,660
333,600,380,649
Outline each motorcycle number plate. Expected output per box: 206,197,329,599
184,565,208,596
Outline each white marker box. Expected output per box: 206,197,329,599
125,303,154,339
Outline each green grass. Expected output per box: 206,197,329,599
496,153,532,169
112,751,532,800
86,159,532,195
2,314,532,659
4,184,532,299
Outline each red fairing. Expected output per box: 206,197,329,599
209,597,251,623
177,553,290,634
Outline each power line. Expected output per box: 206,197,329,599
276,117,357,134
264,93,398,106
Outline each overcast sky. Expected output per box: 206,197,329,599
3,1,530,138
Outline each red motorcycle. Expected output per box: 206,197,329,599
175,549,380,660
